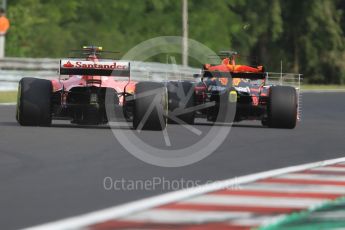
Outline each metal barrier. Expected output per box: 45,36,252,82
0,58,201,91
0,58,302,94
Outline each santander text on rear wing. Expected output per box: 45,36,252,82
59,59,130,77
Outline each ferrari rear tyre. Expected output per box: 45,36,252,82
267,86,297,129
16,77,52,126
133,82,168,130
167,81,195,125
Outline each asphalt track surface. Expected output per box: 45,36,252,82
0,92,344,229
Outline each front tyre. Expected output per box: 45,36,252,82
133,82,168,130
267,86,297,129
16,77,52,126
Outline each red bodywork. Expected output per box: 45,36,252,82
52,55,136,106
51,76,136,105
49,52,138,124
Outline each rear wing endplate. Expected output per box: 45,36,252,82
59,59,130,77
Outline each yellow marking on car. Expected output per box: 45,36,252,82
229,90,237,103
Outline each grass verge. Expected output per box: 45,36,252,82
0,91,17,103
302,84,345,90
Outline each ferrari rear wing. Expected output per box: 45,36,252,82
59,59,130,77
201,70,266,79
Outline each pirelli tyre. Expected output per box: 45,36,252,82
267,86,297,129
133,82,168,130
16,77,52,126
167,81,195,125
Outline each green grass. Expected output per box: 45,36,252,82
0,91,17,103
302,84,345,90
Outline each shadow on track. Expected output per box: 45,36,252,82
194,122,266,129
2,121,268,130
53,123,133,130
0,121,133,130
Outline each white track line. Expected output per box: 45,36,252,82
310,167,345,172
244,183,345,194
25,156,345,230
277,173,345,181
183,194,326,208
231,214,285,227
0,102,16,106
120,209,252,224
120,210,283,228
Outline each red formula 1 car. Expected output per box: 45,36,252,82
16,46,169,130
191,51,301,129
